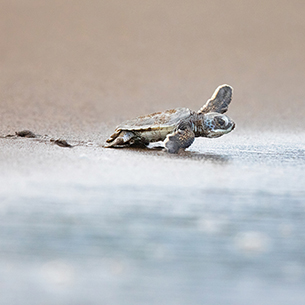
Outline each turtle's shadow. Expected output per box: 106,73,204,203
123,146,230,163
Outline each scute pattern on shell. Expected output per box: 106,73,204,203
117,107,192,131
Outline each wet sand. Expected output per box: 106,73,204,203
1,1,305,304
1,132,305,305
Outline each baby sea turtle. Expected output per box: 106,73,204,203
105,84,235,153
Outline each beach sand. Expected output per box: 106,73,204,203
1,1,305,304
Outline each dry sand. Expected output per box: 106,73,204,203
1,0,305,135
1,1,305,304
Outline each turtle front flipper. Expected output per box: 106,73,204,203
164,125,195,154
198,84,233,114
104,130,136,148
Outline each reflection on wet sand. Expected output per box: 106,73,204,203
124,146,230,163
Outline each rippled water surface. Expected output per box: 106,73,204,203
0,132,305,305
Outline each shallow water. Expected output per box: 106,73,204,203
0,131,305,305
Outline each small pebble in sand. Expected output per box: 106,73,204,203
50,138,73,147
15,130,37,138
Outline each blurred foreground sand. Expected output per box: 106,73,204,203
1,0,305,136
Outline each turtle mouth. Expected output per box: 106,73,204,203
225,122,235,133
224,121,235,132
207,121,235,138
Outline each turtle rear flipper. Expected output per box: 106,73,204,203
104,131,135,147
165,126,195,154
198,84,232,114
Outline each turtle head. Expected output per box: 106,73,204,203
203,112,235,138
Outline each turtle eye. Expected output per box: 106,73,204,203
216,117,226,127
